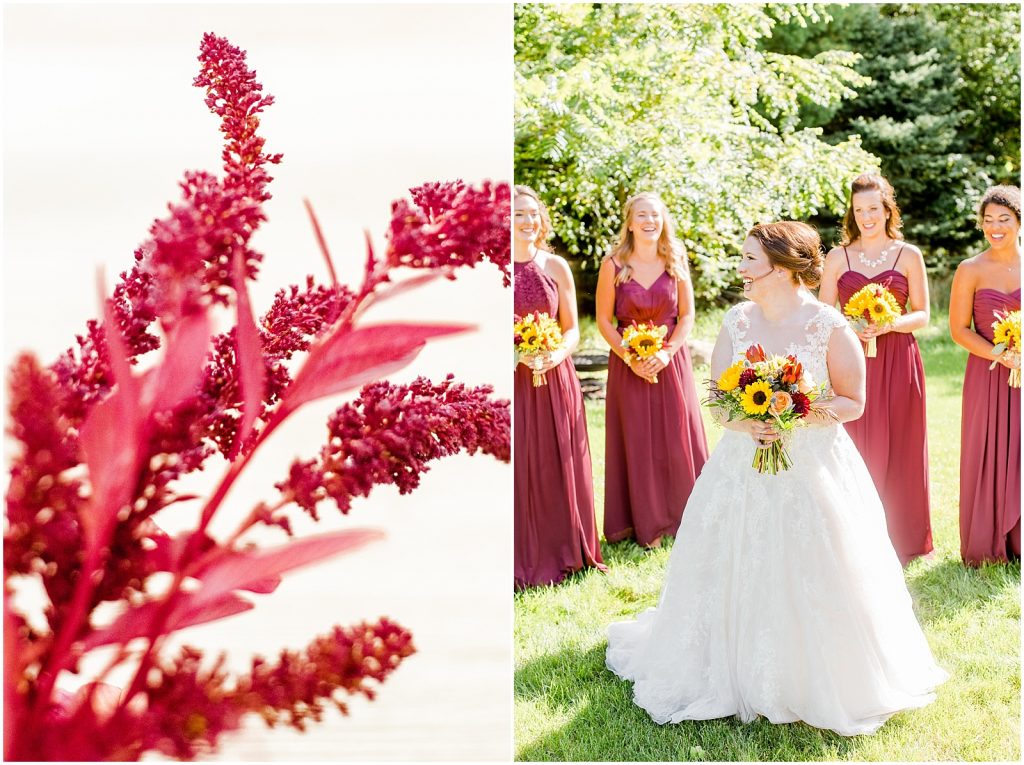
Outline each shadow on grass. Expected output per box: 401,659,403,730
908,555,1021,624
515,643,863,762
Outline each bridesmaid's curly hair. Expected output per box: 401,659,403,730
747,221,824,288
514,184,552,245
976,185,1021,226
840,173,904,246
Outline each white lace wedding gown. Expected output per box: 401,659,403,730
606,302,947,736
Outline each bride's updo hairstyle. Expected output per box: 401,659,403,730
747,221,824,288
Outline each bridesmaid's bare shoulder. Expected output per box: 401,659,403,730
824,245,848,265
541,252,576,290
951,253,984,292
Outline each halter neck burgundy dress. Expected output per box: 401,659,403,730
959,285,1021,565
603,260,709,547
836,246,933,565
514,257,606,588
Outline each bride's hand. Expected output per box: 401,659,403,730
742,419,780,445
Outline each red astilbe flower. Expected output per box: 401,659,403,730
387,180,512,286
4,32,509,763
280,375,510,517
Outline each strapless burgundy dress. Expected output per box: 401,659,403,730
959,286,1021,565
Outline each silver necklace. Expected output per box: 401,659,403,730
856,239,899,269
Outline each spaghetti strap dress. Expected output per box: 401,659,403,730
836,246,932,565
514,257,606,587
604,261,709,546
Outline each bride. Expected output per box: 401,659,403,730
606,221,947,736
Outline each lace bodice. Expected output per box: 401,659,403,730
723,301,848,390
514,258,559,317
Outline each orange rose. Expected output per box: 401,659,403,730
769,390,793,415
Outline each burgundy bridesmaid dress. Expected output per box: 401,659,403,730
836,246,933,565
959,286,1021,565
604,262,709,546
514,258,606,588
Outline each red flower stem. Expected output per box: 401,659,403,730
29,521,111,726
225,497,289,546
110,406,288,721
105,265,387,725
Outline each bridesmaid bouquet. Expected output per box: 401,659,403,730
842,283,901,357
514,311,564,386
621,321,669,383
706,344,831,474
990,309,1021,387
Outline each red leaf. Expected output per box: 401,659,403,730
194,529,383,606
78,274,147,553
230,249,266,459
303,198,338,287
240,576,282,594
369,270,447,305
79,592,254,652
143,312,212,414
282,323,472,411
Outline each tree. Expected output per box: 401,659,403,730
515,3,877,305
766,3,1021,270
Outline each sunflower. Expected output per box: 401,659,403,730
867,296,898,323
518,324,541,351
717,361,745,392
739,380,773,416
993,310,1020,350
622,323,667,358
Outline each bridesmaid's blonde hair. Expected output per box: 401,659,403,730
607,192,690,286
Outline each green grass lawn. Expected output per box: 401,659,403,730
515,308,1020,762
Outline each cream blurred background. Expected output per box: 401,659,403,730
3,3,511,760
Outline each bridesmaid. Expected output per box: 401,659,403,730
513,185,606,588
819,173,933,565
949,184,1021,566
596,192,709,548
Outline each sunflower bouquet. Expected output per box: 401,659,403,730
842,283,902,357
621,321,669,383
706,343,831,474
514,311,565,386
989,309,1021,387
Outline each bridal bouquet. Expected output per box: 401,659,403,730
621,321,668,383
514,311,564,386
707,344,830,474
842,283,901,357
990,309,1021,387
